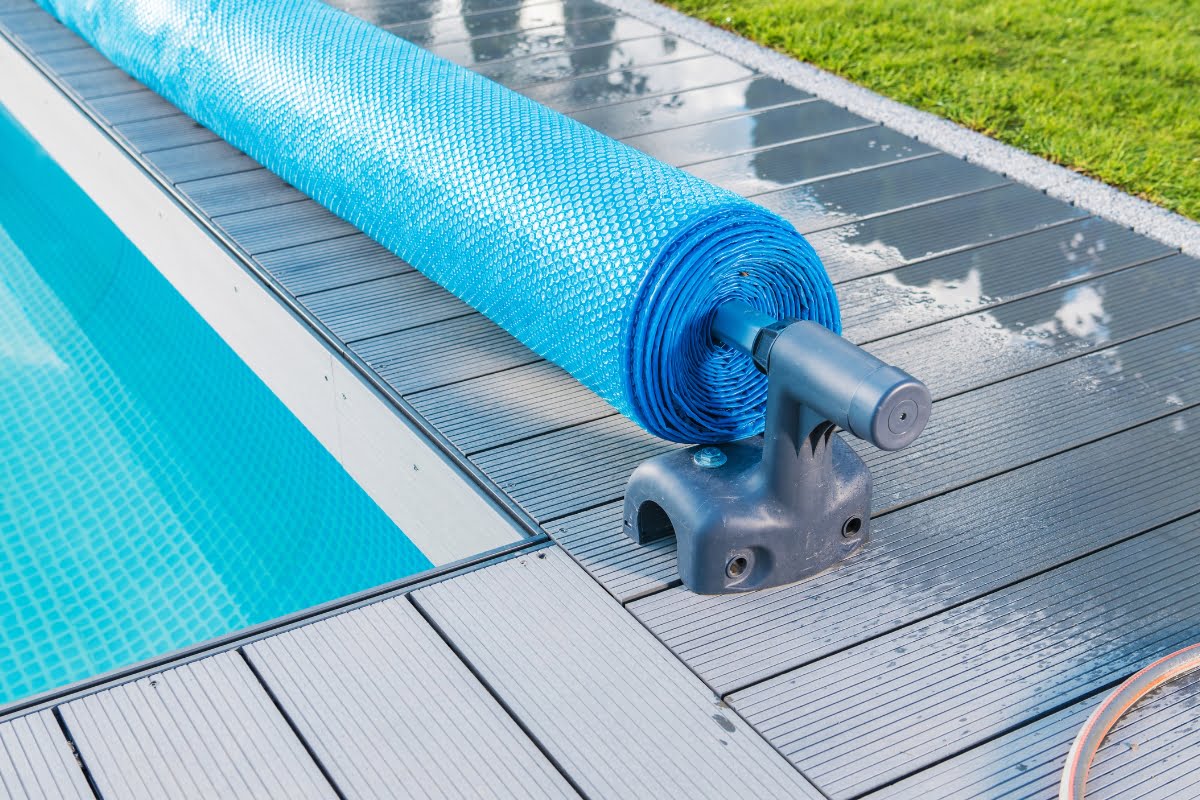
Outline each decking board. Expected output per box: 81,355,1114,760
413,549,826,800
0,711,92,800
245,599,578,799
60,652,336,800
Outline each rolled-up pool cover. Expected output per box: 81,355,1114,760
38,0,840,443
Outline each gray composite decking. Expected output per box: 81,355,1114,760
1,0,1199,797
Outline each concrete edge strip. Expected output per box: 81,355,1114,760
603,0,1200,259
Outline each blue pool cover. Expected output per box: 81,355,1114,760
39,0,840,443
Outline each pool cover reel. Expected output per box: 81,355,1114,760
38,0,839,444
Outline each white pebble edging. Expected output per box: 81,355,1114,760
606,0,1200,258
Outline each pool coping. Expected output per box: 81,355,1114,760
606,0,1200,259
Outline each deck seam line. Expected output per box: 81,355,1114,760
541,496,636,526
341,308,481,345
208,195,324,221
291,268,420,298
608,95,822,139
76,84,145,103
798,180,1014,235
170,160,273,184
865,397,1200,520
288,265,416,298
677,121,883,170
402,356,549,397
529,68,752,115
465,411,621,457
50,708,104,800
620,577,683,603
848,677,1125,800
406,586,592,800
743,148,951,201
466,29,680,68
615,96,821,139
403,13,626,49
740,150,941,199
567,72,808,118
672,121,880,168
139,137,225,156
927,309,1200,404
848,247,1177,346
236,650,348,800
392,0,581,26
180,194,310,222
826,210,1089,286
516,49,713,92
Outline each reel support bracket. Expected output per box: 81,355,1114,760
623,302,931,594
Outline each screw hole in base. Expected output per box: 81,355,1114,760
842,516,862,538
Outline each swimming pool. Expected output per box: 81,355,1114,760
0,104,433,709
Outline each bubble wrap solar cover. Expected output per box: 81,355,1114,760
37,0,840,443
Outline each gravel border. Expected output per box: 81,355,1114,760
606,0,1200,257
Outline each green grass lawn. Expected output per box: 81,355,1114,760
665,0,1200,220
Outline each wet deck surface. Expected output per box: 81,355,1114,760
2,0,1200,797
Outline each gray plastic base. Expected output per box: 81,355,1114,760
624,430,870,594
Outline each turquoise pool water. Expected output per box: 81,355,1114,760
0,105,432,708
